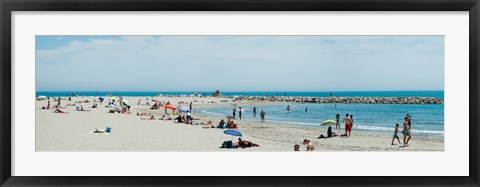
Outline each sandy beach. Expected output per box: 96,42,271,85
35,96,444,151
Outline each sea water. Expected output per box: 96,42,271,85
198,103,444,139
36,90,444,99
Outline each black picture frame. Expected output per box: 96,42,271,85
1,0,479,186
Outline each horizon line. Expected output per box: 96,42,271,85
36,90,445,92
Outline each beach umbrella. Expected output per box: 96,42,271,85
163,105,176,110
151,99,160,103
177,105,189,113
223,130,242,137
122,100,129,105
99,97,104,101
320,119,337,126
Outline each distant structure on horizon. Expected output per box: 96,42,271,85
212,90,223,97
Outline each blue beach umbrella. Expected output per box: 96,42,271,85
223,130,242,137
177,105,189,113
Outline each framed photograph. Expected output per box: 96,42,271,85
1,0,479,186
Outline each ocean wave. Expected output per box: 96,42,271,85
354,125,444,135
264,119,320,126
199,110,226,116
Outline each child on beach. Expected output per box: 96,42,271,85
303,139,315,151
294,144,300,151
391,124,401,145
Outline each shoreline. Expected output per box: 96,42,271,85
194,102,444,140
36,96,444,151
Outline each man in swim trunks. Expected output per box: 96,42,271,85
343,113,352,137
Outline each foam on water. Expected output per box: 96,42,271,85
198,102,444,138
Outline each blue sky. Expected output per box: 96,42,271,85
36,36,444,92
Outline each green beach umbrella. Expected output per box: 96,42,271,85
122,100,129,105
320,119,336,126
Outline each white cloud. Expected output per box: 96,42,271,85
36,36,444,91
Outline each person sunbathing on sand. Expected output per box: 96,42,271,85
136,112,150,116
53,109,68,113
66,103,76,106
227,120,237,129
109,109,121,113
318,126,338,139
78,105,90,111
303,139,315,151
92,103,98,108
235,138,259,148
150,103,160,109
217,119,226,128
141,115,156,120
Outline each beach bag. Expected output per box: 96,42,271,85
226,140,233,148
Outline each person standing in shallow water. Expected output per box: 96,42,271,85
233,107,237,118
239,107,242,120
305,107,308,112
343,113,352,137
350,115,354,127
402,116,412,146
260,110,266,122
253,106,257,118
406,114,412,130
335,113,341,130
287,105,291,112
189,102,193,114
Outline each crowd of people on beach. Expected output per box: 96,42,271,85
39,94,418,151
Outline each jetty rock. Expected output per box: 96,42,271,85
227,96,443,104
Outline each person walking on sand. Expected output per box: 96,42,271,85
406,114,412,130
239,107,242,120
253,106,257,118
335,113,341,130
287,105,291,112
402,117,412,146
145,98,150,106
343,113,352,137
260,110,266,122
189,102,193,114
391,124,402,145
233,107,237,118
